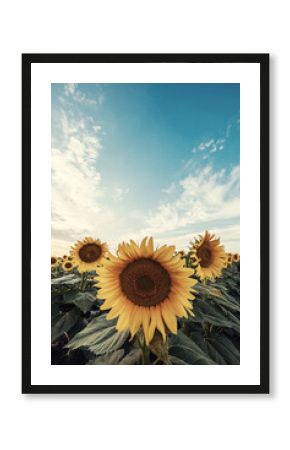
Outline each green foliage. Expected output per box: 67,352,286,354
62,291,97,313
66,315,129,355
51,262,240,365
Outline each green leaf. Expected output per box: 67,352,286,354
168,355,188,365
210,335,240,364
88,347,143,365
51,274,81,287
51,307,80,342
205,341,227,365
119,348,143,365
88,349,125,365
195,284,240,312
66,315,129,356
192,299,240,332
169,331,217,365
63,291,97,313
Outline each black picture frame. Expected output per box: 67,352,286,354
22,53,269,394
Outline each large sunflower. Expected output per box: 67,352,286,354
51,256,58,269
96,237,197,345
190,231,226,281
70,237,108,273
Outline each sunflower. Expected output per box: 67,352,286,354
70,237,108,273
57,257,63,265
51,256,58,268
62,255,68,260
190,253,199,268
62,260,74,272
190,231,226,281
233,253,240,263
96,237,197,345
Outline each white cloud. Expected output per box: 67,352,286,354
63,83,100,106
64,83,76,95
114,165,240,253
226,123,232,138
51,110,116,253
192,134,227,158
143,165,240,236
197,138,225,154
51,100,240,255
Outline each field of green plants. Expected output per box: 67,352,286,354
51,244,240,365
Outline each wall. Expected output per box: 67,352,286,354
1,1,285,449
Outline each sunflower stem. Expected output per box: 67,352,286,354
143,344,150,365
80,272,87,291
136,332,150,365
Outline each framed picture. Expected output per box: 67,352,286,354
22,53,269,394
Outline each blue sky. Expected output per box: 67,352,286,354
51,83,240,254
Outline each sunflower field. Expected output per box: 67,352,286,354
51,233,240,365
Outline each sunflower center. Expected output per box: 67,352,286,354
51,257,57,264
197,245,212,268
79,243,101,263
120,258,171,307
65,262,72,269
134,275,157,297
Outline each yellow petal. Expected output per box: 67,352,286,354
147,237,154,257
168,296,188,318
140,236,148,253
161,301,177,334
129,306,143,338
116,302,134,332
100,296,121,310
142,307,151,346
154,305,167,342
148,308,157,342
106,307,121,320
154,245,176,262
98,288,121,299
129,240,141,258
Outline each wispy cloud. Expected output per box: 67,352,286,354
51,108,116,250
52,86,240,255
192,137,225,154
60,83,102,106
140,165,240,236
114,158,240,252
191,116,239,159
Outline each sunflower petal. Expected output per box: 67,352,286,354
161,301,177,334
